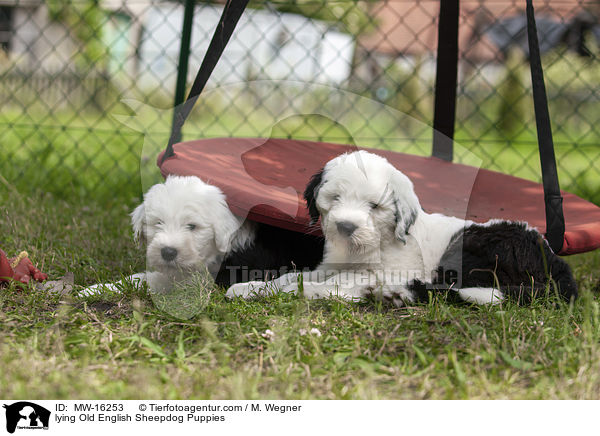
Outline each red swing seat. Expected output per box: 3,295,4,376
158,137,600,256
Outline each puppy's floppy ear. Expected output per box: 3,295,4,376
390,170,420,243
130,203,146,246
212,210,242,253
205,187,243,253
304,168,324,224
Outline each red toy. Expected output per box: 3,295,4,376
0,249,48,284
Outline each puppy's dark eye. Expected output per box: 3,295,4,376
155,220,163,226
332,194,340,201
369,202,379,210
187,224,197,231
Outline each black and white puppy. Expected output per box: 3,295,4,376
81,175,323,295
227,150,577,305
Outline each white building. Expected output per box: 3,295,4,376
138,3,355,91
0,0,355,89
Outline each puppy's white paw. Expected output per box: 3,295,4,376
457,287,504,305
79,273,147,297
79,283,119,297
226,281,269,299
280,281,300,296
299,282,329,300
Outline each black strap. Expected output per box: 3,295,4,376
172,0,196,136
432,0,459,161
526,0,565,253
161,0,250,164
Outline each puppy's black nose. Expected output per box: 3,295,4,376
336,221,358,237
161,247,178,262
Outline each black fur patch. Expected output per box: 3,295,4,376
436,221,578,303
392,197,418,239
304,168,325,224
392,198,400,228
215,222,324,287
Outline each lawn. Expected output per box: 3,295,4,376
1,190,600,399
1,87,599,399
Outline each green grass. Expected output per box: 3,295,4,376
1,79,599,399
1,193,599,399
0,108,146,206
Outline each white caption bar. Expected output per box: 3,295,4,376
0,400,596,435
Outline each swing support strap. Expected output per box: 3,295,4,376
525,0,565,253
432,0,459,162
161,0,250,164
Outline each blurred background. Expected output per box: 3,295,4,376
1,0,599,207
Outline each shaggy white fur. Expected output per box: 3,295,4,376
80,176,255,296
227,150,503,305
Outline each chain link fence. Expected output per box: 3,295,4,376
1,0,599,205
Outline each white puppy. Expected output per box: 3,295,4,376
227,150,439,304
131,176,254,282
81,176,254,296
227,150,577,305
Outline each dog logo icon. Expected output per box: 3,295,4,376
2,402,50,434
